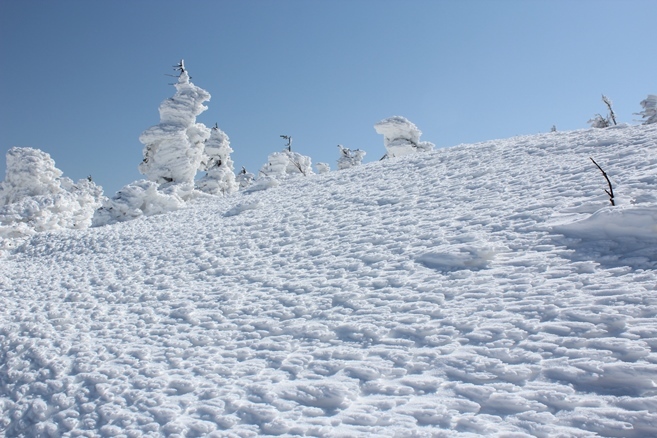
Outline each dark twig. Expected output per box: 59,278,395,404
590,157,615,206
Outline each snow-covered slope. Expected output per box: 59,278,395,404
2,124,657,437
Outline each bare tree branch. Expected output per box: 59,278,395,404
590,157,615,206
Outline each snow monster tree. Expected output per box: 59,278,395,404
374,116,434,158
196,124,238,196
139,60,211,186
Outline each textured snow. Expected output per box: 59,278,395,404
2,124,657,437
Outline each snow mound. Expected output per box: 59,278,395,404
554,205,657,241
243,176,280,193
92,180,188,226
417,245,497,271
0,147,104,243
553,204,657,268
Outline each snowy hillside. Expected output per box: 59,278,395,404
2,124,657,437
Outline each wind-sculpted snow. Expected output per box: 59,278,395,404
2,124,657,436
0,147,104,244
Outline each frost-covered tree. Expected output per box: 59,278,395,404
139,61,211,186
0,147,104,240
374,116,434,158
337,145,366,170
636,94,657,125
316,162,330,174
588,94,617,128
236,167,255,190
259,137,314,178
196,125,238,195
588,114,611,129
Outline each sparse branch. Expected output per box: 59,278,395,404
590,157,615,206
602,94,617,126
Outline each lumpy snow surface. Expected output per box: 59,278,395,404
2,124,657,437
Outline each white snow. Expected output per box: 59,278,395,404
0,147,104,245
138,70,211,185
196,126,238,196
2,124,657,437
374,116,435,158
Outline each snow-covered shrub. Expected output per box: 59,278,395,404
316,162,330,174
636,95,657,125
0,147,104,241
588,95,617,128
196,126,238,195
337,145,366,170
92,180,187,226
374,116,434,158
259,150,314,178
588,114,611,129
139,64,211,185
236,167,255,190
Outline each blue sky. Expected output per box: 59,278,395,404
1,0,655,195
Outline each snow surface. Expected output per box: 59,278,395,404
2,124,657,437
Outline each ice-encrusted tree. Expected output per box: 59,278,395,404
139,60,211,186
0,147,104,240
374,116,434,158
337,145,366,170
236,167,255,190
196,124,238,195
259,137,313,178
588,94,617,128
588,114,611,129
316,162,330,174
636,94,657,125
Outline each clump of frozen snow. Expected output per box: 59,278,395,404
374,116,434,158
196,126,238,196
337,145,366,170
92,180,189,226
139,67,211,185
0,147,104,243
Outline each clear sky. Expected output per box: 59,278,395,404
1,0,655,195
